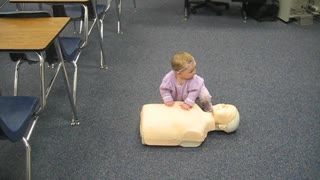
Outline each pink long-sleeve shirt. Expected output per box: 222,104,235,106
159,70,204,106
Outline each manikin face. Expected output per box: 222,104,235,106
213,104,237,124
178,61,197,80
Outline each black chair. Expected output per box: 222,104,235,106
184,0,229,19
0,96,40,180
231,0,266,22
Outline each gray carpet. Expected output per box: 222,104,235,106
0,0,320,179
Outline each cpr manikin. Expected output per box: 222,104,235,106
140,101,240,147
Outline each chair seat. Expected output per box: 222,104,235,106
65,4,106,19
96,4,106,17
59,37,82,62
64,5,82,18
0,96,39,142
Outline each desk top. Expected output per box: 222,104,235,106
0,17,70,51
10,0,88,3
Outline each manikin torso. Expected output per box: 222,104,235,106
140,101,239,147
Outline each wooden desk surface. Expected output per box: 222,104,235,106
10,0,88,3
0,17,70,51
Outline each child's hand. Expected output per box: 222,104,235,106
180,103,191,110
165,101,175,106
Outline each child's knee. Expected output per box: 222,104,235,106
199,94,211,103
202,100,213,112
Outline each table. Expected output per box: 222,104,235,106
0,17,79,125
10,0,108,69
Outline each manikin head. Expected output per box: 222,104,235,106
212,104,240,133
171,52,197,80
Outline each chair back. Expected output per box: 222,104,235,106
0,10,51,18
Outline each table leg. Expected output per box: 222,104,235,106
115,0,122,34
80,4,89,48
37,52,46,110
92,0,108,69
54,38,80,125
13,60,24,96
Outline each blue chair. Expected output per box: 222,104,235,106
0,96,40,180
0,11,87,107
64,0,122,34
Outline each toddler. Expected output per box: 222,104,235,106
160,51,213,112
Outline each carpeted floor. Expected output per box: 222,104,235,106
0,0,320,179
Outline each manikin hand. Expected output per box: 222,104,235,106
180,103,191,110
165,101,175,106
217,124,227,131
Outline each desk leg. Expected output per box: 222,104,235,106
81,4,89,48
92,0,108,69
115,0,122,34
98,24,107,69
37,52,46,110
13,60,24,96
54,39,80,125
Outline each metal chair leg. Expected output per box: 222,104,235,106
79,20,83,34
98,19,107,69
71,61,78,107
114,0,122,34
14,60,24,96
96,19,107,69
22,137,31,180
53,39,79,125
36,52,46,109
99,19,104,43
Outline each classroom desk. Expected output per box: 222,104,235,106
0,17,79,125
10,0,108,69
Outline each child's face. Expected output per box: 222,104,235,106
179,61,197,80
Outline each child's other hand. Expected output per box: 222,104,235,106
165,101,175,106
180,103,191,110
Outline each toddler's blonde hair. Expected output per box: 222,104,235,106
171,52,194,72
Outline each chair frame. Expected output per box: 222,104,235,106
22,113,39,180
0,96,40,180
